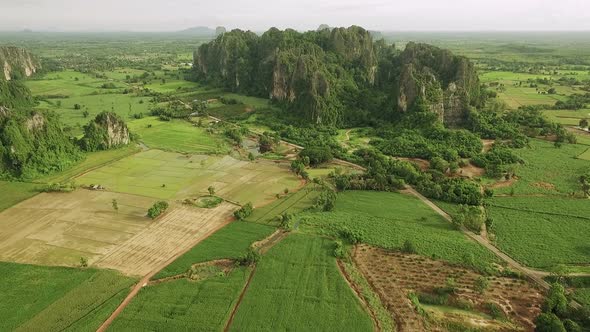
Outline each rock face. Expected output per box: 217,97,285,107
394,42,483,127
80,112,130,151
0,47,40,81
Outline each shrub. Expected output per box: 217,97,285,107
485,302,505,320
147,201,169,219
42,182,76,193
234,202,253,220
535,313,566,332
401,239,417,254
474,276,490,294
237,247,260,266
333,240,346,259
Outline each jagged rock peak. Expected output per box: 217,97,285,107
0,46,40,81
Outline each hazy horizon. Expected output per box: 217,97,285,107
1,0,589,32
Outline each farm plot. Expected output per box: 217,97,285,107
246,184,320,225
0,262,135,332
354,245,544,331
0,190,236,276
487,196,590,269
155,221,274,279
299,191,499,272
110,267,250,331
76,149,301,205
0,190,154,267
94,203,235,276
0,180,40,212
127,116,229,154
229,234,374,331
492,139,589,196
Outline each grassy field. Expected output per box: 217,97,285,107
478,71,576,108
36,144,140,184
229,234,374,331
493,139,589,196
155,221,275,279
76,149,300,203
542,109,590,126
0,181,40,212
110,268,249,331
300,191,499,272
0,262,134,331
487,196,590,269
128,117,229,154
246,185,320,225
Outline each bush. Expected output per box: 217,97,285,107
333,240,346,259
474,276,490,294
402,239,417,254
237,247,260,266
42,182,76,193
535,313,566,332
147,201,169,219
234,202,253,220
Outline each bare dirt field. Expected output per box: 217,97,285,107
94,202,235,276
353,244,544,332
0,190,236,276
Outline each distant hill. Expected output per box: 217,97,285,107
178,26,217,36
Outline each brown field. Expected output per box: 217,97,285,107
353,245,544,332
0,190,235,276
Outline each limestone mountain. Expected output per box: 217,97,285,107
0,47,39,109
194,26,484,127
393,42,484,126
79,112,130,152
0,46,40,81
0,108,81,179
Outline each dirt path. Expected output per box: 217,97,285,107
336,260,381,332
96,217,234,332
402,186,585,309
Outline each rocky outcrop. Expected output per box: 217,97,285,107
395,42,483,127
0,109,81,179
80,112,130,151
0,47,40,81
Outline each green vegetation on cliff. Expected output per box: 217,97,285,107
0,108,82,179
195,27,483,127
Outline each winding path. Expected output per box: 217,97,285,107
402,186,585,309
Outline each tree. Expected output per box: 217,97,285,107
579,119,588,128
544,283,568,316
208,186,215,196
535,313,566,332
234,202,253,220
74,103,81,110
111,199,119,212
147,201,169,219
83,110,89,118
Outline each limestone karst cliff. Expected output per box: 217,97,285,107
0,46,40,81
194,27,483,127
79,112,130,152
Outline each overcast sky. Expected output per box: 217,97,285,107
1,0,588,32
